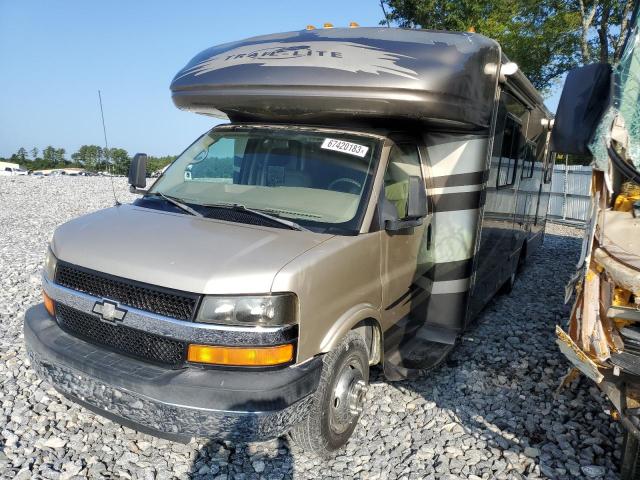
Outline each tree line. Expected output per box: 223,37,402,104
381,0,634,91
1,146,176,175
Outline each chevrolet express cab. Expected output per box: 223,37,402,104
24,26,554,455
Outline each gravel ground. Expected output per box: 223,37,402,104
0,176,623,479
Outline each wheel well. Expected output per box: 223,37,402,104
351,319,382,365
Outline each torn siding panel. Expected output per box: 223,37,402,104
556,326,605,383
581,268,601,353
594,248,640,296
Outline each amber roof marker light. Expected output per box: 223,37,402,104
323,23,334,29
306,25,315,30
349,22,360,28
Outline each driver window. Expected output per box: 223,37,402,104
384,144,422,218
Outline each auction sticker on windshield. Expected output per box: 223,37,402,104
321,138,369,158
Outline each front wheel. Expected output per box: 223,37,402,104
290,331,369,457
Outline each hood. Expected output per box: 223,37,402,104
51,205,330,294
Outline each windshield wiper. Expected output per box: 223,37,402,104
203,203,309,231
147,192,203,217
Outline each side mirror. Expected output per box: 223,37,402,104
385,176,428,232
551,63,612,155
128,153,148,189
406,175,428,219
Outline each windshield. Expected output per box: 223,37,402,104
148,127,381,233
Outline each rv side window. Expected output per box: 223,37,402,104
497,116,522,188
521,141,535,179
384,144,422,218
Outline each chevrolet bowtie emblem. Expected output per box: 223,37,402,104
92,300,127,324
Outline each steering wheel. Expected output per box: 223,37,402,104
327,177,362,193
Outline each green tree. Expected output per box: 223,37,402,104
54,148,67,166
108,148,130,175
71,145,103,171
70,151,81,166
147,155,177,175
575,0,634,64
42,146,56,166
16,147,28,163
30,147,39,161
380,0,585,90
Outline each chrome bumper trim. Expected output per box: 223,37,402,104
27,348,313,441
43,276,296,346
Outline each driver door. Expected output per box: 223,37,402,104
379,143,434,333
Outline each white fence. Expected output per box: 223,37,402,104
547,163,592,224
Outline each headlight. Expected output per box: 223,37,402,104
196,294,297,327
44,247,57,281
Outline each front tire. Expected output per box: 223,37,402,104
290,331,369,457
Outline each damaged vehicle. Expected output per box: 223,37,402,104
552,4,640,478
24,25,553,455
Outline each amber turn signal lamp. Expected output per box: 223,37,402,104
43,291,55,317
187,344,294,366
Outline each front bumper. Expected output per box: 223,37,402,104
24,304,322,442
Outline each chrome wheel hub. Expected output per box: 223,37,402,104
329,359,368,435
348,379,367,415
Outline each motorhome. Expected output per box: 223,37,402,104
24,26,553,455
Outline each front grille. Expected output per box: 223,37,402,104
55,262,199,320
56,304,186,366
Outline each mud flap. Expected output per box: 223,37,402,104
383,322,458,381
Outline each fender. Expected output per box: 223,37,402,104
319,303,382,354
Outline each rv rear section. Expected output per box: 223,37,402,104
551,10,640,477
24,26,553,454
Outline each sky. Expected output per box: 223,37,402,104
0,1,564,159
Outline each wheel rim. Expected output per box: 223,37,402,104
328,356,368,435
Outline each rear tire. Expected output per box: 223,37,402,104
290,331,369,457
517,242,528,273
621,430,640,480
500,270,517,294
501,246,526,294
